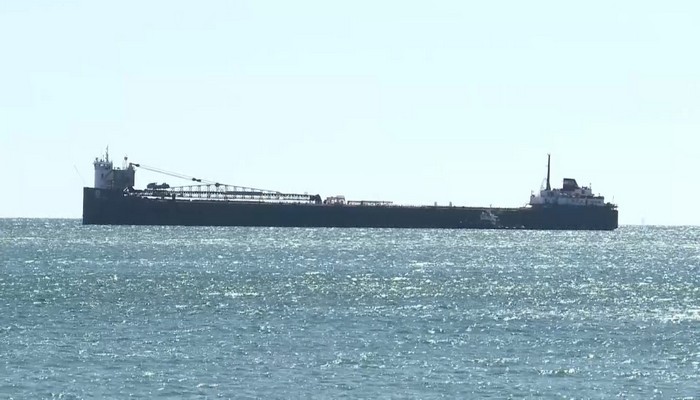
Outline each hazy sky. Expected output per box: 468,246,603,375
1,1,698,225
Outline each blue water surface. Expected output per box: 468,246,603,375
1,220,699,399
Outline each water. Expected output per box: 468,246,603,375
1,219,699,399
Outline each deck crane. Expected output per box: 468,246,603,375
127,162,322,204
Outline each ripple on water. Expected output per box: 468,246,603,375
0,221,698,398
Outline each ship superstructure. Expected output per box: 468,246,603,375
93,149,135,191
529,154,609,207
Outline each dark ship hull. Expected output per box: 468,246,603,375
82,187,618,230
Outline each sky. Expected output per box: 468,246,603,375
1,0,698,225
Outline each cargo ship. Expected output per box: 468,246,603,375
82,151,618,230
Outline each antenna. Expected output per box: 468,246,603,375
546,153,551,191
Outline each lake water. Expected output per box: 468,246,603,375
1,220,698,398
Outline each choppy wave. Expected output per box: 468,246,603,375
0,220,698,398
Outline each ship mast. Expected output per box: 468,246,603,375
546,153,551,191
